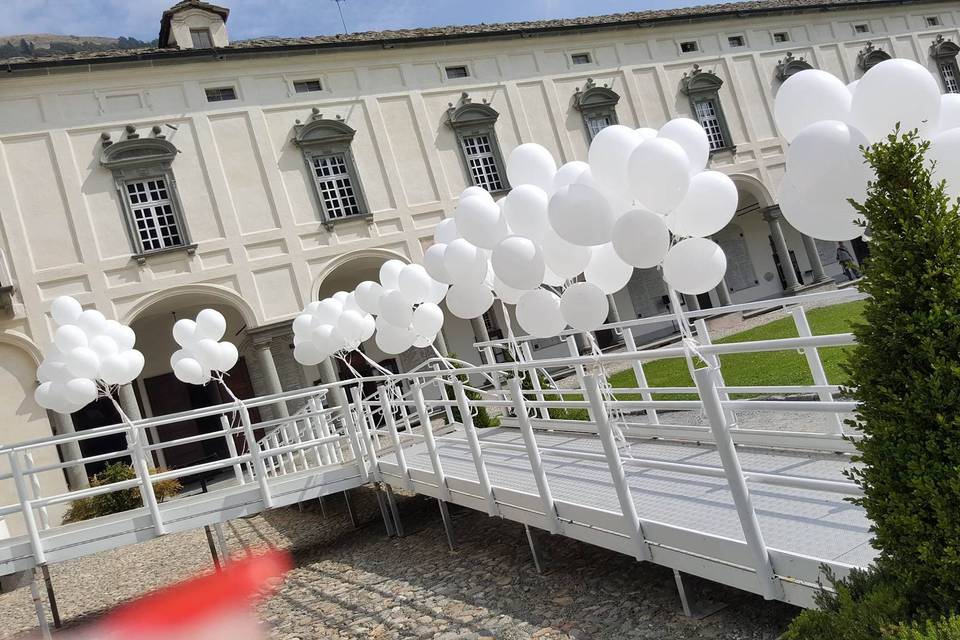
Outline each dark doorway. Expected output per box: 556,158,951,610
769,236,804,289
850,236,870,266
72,394,130,477
696,293,714,310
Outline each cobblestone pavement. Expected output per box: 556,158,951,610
0,488,797,639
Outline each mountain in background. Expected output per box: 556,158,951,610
0,34,158,59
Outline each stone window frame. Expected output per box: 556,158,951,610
293,79,323,94
926,16,943,27
857,41,891,72
930,34,960,93
853,23,871,34
190,28,213,49
99,125,196,264
571,52,593,65
445,93,510,195
727,34,746,48
772,31,791,44
204,85,238,102
680,64,736,154
572,78,621,142
444,64,471,80
679,40,700,54
775,51,814,82
293,108,371,229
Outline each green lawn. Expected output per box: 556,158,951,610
609,300,865,399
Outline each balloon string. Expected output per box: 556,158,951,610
214,374,250,457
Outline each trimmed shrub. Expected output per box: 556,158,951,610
887,616,960,640
63,462,182,523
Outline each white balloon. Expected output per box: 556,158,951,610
216,342,239,372
937,93,960,133
37,359,72,385
174,358,205,385
786,121,869,187
423,244,451,284
379,289,414,327
374,317,415,355
542,266,565,287
343,292,362,314
51,296,83,326
64,378,97,407
502,184,550,242
560,283,609,332
445,283,494,319
54,324,88,352
541,228,592,279
459,186,492,202
332,291,350,305
172,319,198,348
293,313,314,336
928,128,960,202
294,342,325,366
663,238,728,295
336,309,367,344
491,236,545,291
424,278,449,305
774,69,852,142
312,324,343,354
588,125,644,204
611,209,671,268
635,127,658,140
104,320,136,351
552,161,591,194
493,275,527,304
359,314,376,341
584,243,633,295
194,338,223,372
507,143,557,192
412,303,444,337
849,58,941,142
379,259,406,291
100,354,130,385
667,171,739,238
777,174,867,241
548,183,615,246
195,309,227,341
444,238,488,285
398,264,432,304
34,382,55,411
122,349,145,382
627,137,690,214
75,309,107,337
455,195,509,249
846,80,859,95
65,346,100,379
434,218,459,244
412,334,436,349
516,289,565,338
354,281,385,315
312,298,344,325
88,334,119,360
659,118,709,175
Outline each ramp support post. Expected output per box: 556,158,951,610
30,567,50,640
524,525,543,574
374,483,396,537
673,570,727,619
343,490,359,529
384,483,405,537
438,499,456,551
40,565,60,629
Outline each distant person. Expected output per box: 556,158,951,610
836,243,861,281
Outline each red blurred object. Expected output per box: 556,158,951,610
96,549,292,637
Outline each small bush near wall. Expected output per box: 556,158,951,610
63,462,182,523
786,130,960,637
888,616,960,640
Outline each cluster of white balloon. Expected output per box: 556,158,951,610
34,296,145,414
421,118,737,339
774,58,960,241
170,309,240,385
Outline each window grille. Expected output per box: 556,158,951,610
311,154,362,220
205,86,237,102
695,100,727,150
460,134,504,191
124,178,184,252
571,53,592,65
294,79,323,93
586,115,613,139
941,62,959,93
445,66,469,79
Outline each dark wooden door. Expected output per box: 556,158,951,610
73,395,129,477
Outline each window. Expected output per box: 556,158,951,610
293,79,323,93
695,100,727,150
446,93,509,193
99,130,194,263
931,35,960,93
773,32,790,43
728,35,745,47
190,28,213,48
460,135,504,191
293,112,369,227
858,41,891,71
680,41,699,53
309,154,361,220
445,65,469,79
572,78,621,142
854,24,870,34
125,178,184,252
205,86,237,102
571,52,592,65
927,16,942,27
941,62,960,92
586,115,614,138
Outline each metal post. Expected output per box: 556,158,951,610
343,490,359,528
622,327,659,425
374,483,396,537
453,381,499,517
524,525,544,574
693,367,783,600
352,387,382,482
341,394,369,482
583,375,651,562
23,454,49,530
483,345,502,393
507,376,560,534
433,363,456,425
412,382,450,501
126,423,166,535
520,343,550,420
213,523,229,564
10,452,46,565
790,307,845,435
565,336,593,420
438,499,456,551
29,568,51,640
384,483,405,537
40,565,60,629
220,414,246,485
238,402,273,509
378,386,413,491
694,318,736,426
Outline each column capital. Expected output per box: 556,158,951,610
250,334,275,349
761,204,783,222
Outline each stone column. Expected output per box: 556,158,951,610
117,382,165,468
683,294,701,311
253,337,289,418
470,316,490,344
715,278,733,307
318,357,350,418
49,412,89,490
434,329,450,357
606,294,624,345
801,234,830,283
763,206,802,293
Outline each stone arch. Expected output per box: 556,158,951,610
0,328,42,368
310,248,411,302
728,173,776,208
122,282,259,328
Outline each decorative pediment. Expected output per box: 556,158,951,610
680,64,724,97
100,126,178,170
293,108,356,147
775,52,814,82
930,34,960,61
572,78,620,112
857,41,891,71
446,92,500,129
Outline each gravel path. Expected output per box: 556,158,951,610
0,488,797,639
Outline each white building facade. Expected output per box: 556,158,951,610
0,0,957,531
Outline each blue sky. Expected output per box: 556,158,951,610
1,0,739,40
